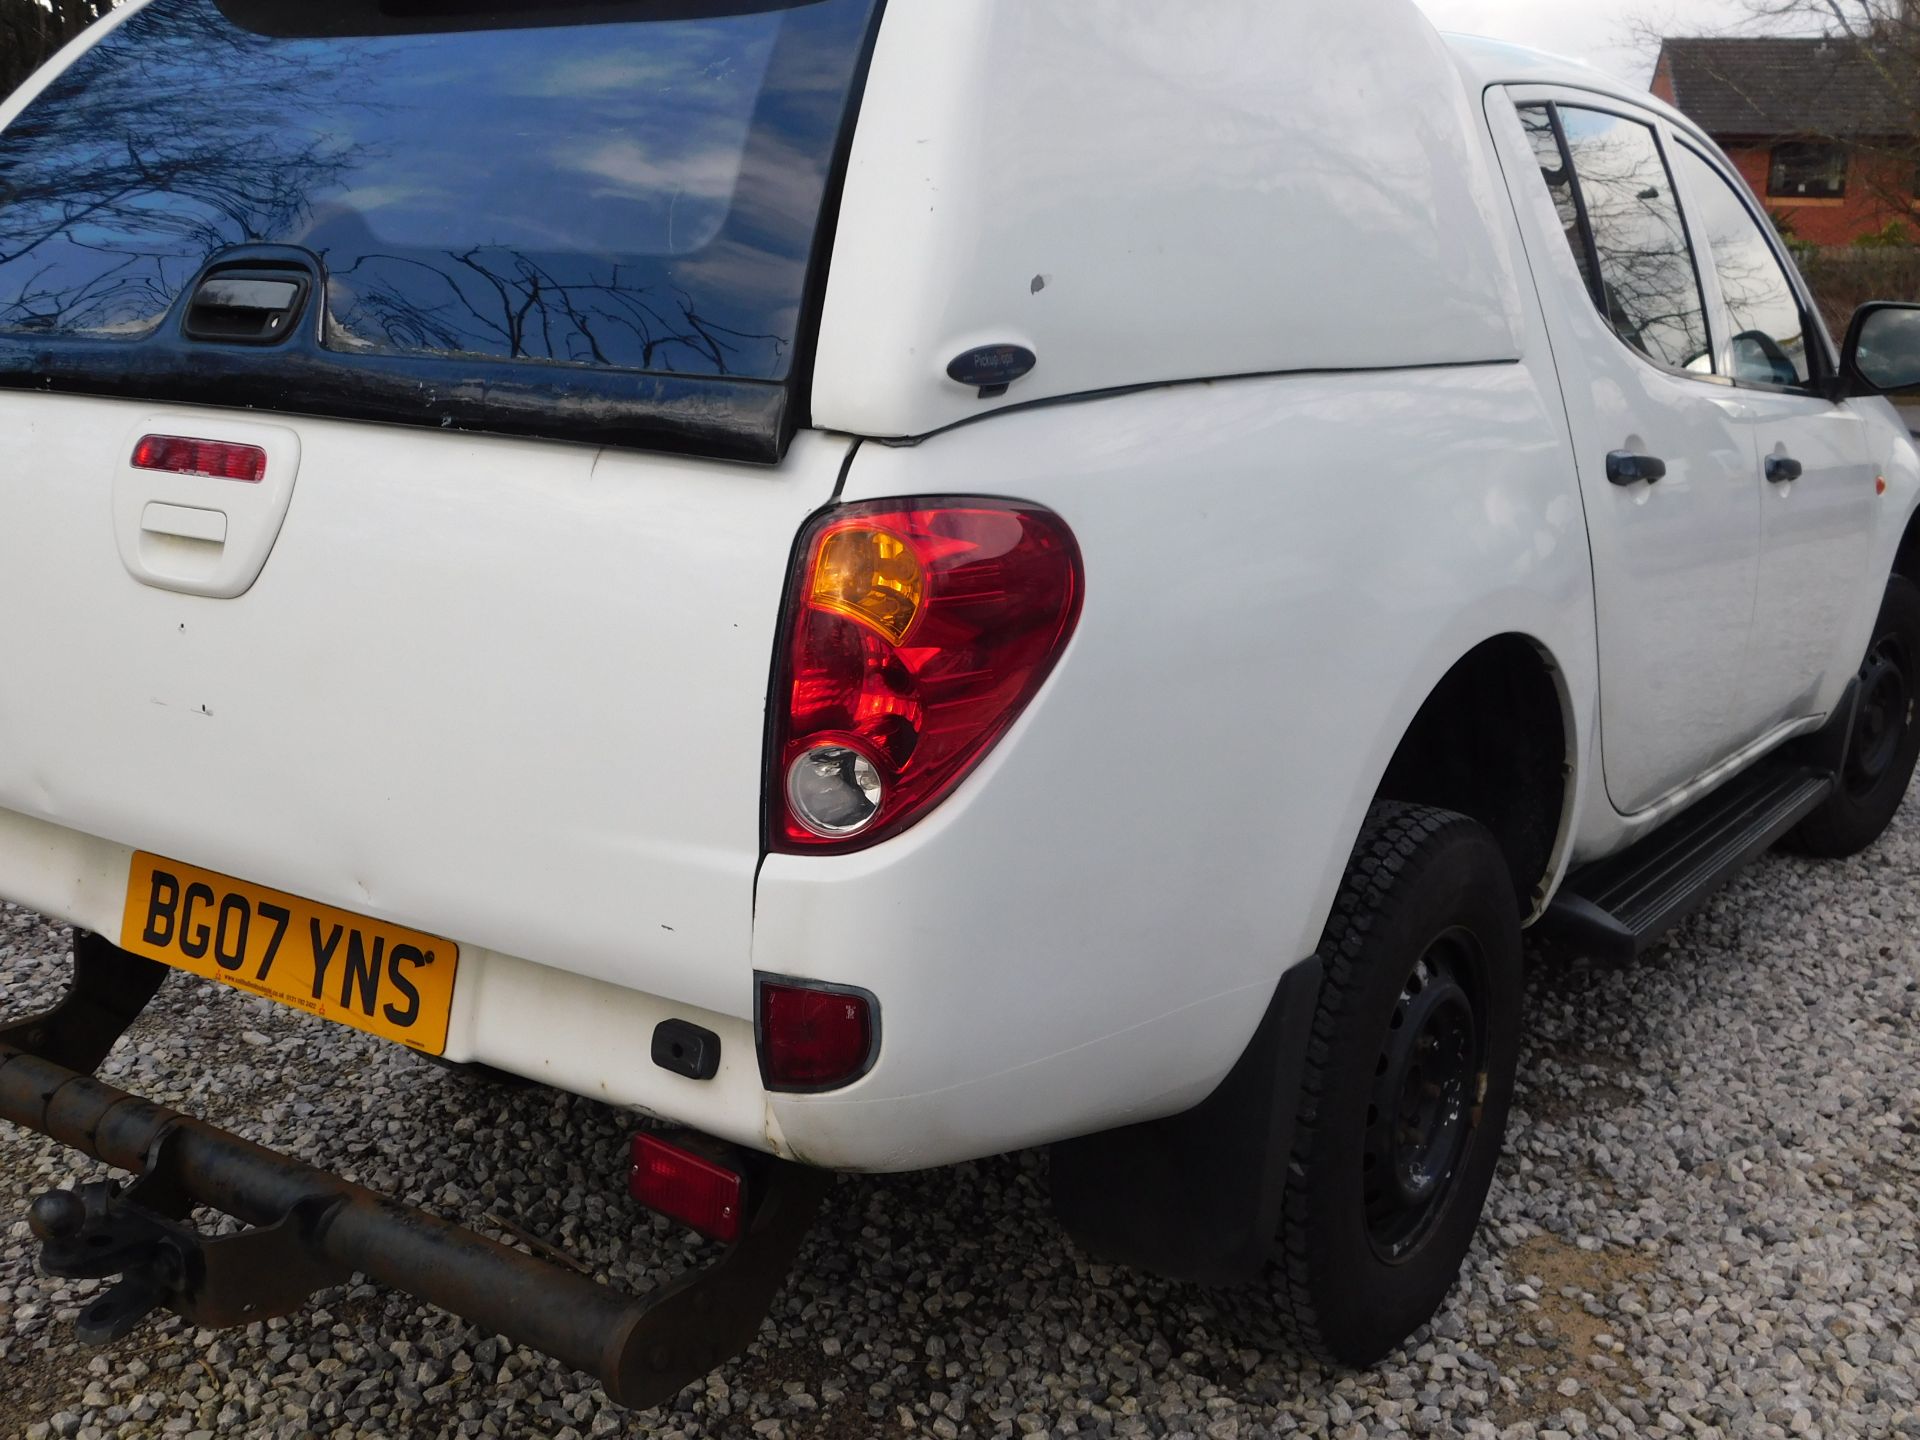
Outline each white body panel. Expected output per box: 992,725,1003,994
1744,396,1882,725
813,0,1524,440
0,395,849,1024
2,11,1916,1175
761,358,1597,1168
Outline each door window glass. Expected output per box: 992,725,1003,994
1673,145,1815,388
1549,106,1713,375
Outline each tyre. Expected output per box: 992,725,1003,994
1787,575,1920,860
1273,802,1522,1366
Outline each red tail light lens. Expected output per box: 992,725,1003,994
132,434,267,483
758,978,877,1091
770,499,1082,852
629,1133,745,1243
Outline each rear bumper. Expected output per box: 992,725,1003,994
1,803,1288,1173
0,807,783,1159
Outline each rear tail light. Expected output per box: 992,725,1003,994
629,1133,745,1243
757,977,878,1091
770,498,1082,851
132,434,267,483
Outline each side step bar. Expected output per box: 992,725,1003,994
1541,762,1834,965
0,939,827,1410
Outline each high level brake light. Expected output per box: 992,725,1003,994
132,434,267,483
770,499,1083,851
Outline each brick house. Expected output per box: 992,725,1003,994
1652,37,1918,247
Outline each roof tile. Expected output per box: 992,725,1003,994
1658,37,1917,139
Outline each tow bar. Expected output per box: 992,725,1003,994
0,933,829,1410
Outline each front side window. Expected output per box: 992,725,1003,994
1674,145,1815,388
1532,105,1713,375
1769,141,1848,199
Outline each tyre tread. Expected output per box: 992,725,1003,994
1784,575,1920,859
1270,800,1472,1363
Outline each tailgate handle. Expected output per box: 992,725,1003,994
141,502,228,546
183,269,310,345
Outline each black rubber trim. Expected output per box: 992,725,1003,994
869,357,1524,451
791,0,888,441
1049,958,1323,1289
651,1019,723,1082
0,327,789,466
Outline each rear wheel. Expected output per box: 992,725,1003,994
1273,803,1522,1365
1787,576,1920,860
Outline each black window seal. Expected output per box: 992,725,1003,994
1538,103,1609,318
790,0,887,444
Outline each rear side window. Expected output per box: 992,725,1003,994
0,0,879,382
1520,104,1712,377
1672,144,1815,389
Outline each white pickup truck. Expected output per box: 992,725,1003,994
3,0,1918,1407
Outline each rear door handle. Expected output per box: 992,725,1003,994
1765,454,1804,484
1606,450,1666,486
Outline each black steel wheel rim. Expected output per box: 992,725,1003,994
1363,928,1489,1263
1845,631,1914,799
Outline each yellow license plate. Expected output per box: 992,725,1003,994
119,852,459,1055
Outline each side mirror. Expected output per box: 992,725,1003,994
1842,302,1920,396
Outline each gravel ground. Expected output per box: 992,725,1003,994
1,801,1917,1440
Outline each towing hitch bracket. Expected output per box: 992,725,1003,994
1,932,830,1410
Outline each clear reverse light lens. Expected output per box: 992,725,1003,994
786,746,884,837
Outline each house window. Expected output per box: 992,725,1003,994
1768,141,1848,199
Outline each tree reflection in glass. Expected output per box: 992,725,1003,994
0,0,878,382
1671,144,1813,388
1554,107,1713,376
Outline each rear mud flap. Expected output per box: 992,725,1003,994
0,933,827,1410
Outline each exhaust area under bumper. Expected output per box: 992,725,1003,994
0,935,827,1410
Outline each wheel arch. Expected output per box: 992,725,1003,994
1893,501,1920,585
1371,632,1578,921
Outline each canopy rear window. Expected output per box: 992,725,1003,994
0,0,881,458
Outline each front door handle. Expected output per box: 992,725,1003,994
1607,450,1667,486
1765,454,1804,484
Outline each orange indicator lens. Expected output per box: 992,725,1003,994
809,525,925,644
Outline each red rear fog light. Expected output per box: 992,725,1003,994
629,1133,745,1244
132,434,267,483
757,978,877,1092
